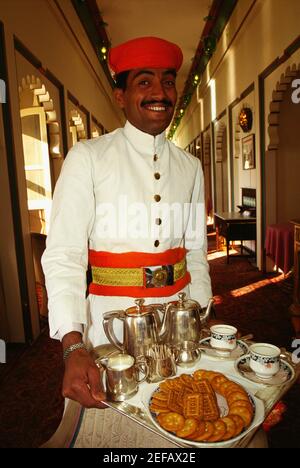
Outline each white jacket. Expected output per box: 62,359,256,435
42,121,212,346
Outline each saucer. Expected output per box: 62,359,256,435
198,337,249,360
235,355,295,386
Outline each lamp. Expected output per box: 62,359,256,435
239,107,253,133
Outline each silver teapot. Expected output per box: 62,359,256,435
103,299,164,357
160,292,213,347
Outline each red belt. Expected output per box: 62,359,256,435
88,247,190,298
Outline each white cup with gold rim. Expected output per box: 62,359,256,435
249,343,280,380
210,324,237,355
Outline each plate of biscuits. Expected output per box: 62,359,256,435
142,370,265,448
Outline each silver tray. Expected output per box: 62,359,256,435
91,343,186,447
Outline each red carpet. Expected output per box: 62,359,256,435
0,246,299,447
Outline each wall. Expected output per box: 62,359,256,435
0,0,123,342
175,0,300,269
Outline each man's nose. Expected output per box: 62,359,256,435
151,80,167,99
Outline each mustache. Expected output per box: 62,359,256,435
141,99,173,108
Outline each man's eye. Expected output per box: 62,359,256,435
139,80,150,86
164,80,175,87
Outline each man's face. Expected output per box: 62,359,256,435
114,68,177,136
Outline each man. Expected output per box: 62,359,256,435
42,36,212,410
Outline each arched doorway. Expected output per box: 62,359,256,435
266,64,300,226
69,109,87,146
18,74,62,235
18,75,63,318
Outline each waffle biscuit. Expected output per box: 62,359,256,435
183,393,204,420
203,393,219,421
149,403,170,414
177,386,193,408
151,396,168,407
159,380,174,392
152,391,168,401
179,374,194,388
192,379,214,395
167,389,182,413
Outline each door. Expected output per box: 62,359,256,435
20,107,52,234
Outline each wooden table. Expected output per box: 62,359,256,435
214,212,256,264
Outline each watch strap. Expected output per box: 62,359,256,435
63,342,87,360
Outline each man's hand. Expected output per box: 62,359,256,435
62,332,107,409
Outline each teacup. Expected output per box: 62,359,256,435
249,343,281,380
210,324,237,355
100,353,147,401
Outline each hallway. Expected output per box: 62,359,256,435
1,0,300,449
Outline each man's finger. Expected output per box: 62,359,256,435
67,380,104,408
88,365,106,402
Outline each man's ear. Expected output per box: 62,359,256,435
113,88,125,109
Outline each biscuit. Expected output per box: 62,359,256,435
220,416,237,441
157,412,185,432
227,391,250,405
192,421,215,441
208,419,227,442
230,414,244,436
228,406,253,428
211,374,229,393
229,400,253,414
183,393,204,420
176,418,198,438
167,389,182,413
203,393,219,421
153,370,253,444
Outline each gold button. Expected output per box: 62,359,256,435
154,240,160,247
154,194,161,202
154,173,160,180
156,218,162,225
153,154,158,162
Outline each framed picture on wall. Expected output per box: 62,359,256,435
242,134,255,170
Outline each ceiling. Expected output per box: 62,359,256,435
96,0,213,99
73,0,237,136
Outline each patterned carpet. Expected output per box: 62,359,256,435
0,244,299,448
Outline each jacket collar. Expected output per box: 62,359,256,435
123,120,166,156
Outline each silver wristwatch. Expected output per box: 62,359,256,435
63,342,87,361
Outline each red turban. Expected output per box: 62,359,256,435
108,36,183,76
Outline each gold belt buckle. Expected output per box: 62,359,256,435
145,265,174,288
